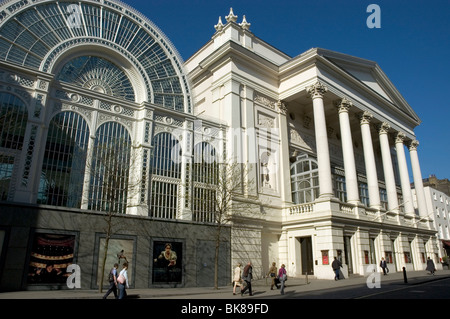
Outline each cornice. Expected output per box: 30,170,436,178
188,40,280,84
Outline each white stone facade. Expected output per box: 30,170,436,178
186,9,439,279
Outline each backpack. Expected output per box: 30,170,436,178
108,269,115,282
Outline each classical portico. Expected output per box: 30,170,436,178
184,9,440,279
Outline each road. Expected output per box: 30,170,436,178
257,277,450,299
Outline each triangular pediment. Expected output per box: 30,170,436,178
316,48,420,124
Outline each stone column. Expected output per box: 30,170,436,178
359,112,381,208
394,132,415,215
277,101,293,203
378,123,399,212
409,140,428,218
307,81,333,198
336,98,359,204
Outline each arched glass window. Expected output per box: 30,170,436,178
192,142,218,223
290,154,319,204
56,56,135,102
37,111,90,207
88,122,131,214
149,132,181,219
0,93,28,200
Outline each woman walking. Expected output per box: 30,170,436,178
117,262,129,299
278,264,287,295
233,263,242,295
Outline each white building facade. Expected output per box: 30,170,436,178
413,186,450,260
0,1,440,291
185,9,440,279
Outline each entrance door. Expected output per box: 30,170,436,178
300,237,314,275
344,236,353,274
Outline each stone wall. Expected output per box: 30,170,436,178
0,203,230,291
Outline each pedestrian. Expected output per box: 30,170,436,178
426,257,436,275
103,263,119,299
117,262,129,299
267,262,279,290
278,264,287,295
233,263,242,295
380,257,388,275
331,257,342,280
240,262,253,296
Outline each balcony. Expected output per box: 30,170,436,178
286,198,432,230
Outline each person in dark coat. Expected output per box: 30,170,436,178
331,257,342,280
240,262,253,296
426,257,436,275
380,257,388,275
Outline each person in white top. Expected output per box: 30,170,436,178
232,263,242,295
117,262,129,299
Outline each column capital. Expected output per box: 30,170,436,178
395,131,406,144
409,139,419,151
276,100,287,115
335,97,353,113
359,111,373,125
378,122,390,135
306,81,328,99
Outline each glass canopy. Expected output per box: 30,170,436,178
0,0,190,111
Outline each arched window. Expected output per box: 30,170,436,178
192,142,218,223
37,111,90,207
290,154,319,204
149,132,181,219
0,93,28,201
56,56,135,102
88,122,131,214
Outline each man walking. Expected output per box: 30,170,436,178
240,262,253,296
380,257,388,275
103,263,119,299
331,257,342,280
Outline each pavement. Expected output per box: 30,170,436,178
1,269,449,299
0,270,450,300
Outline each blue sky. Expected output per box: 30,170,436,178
126,0,450,180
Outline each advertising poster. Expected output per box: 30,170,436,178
27,232,75,284
152,241,182,284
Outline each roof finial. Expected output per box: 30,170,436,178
214,16,224,32
225,7,238,23
240,15,251,30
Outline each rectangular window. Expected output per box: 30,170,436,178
380,188,388,210
404,252,412,263
0,154,14,201
359,182,369,206
334,176,347,202
385,251,393,264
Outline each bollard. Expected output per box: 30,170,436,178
402,267,408,283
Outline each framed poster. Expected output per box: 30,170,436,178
26,232,76,285
152,241,182,284
96,237,134,287
321,250,329,265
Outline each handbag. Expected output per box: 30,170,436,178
117,273,126,284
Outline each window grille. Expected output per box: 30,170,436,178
0,93,28,201
192,142,218,223
290,154,319,204
149,132,181,219
37,111,90,207
88,121,131,214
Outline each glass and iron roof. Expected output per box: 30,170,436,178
0,0,191,112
